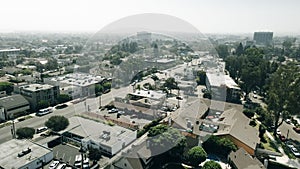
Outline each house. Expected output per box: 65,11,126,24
60,117,137,156
172,98,259,156
0,94,30,120
228,148,266,169
0,139,53,169
112,141,154,169
15,83,59,111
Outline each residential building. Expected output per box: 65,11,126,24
60,117,137,156
172,98,259,156
0,94,30,120
253,32,273,46
112,141,154,169
206,72,241,102
0,139,53,169
15,84,59,111
228,148,266,169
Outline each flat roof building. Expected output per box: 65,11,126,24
44,73,105,99
15,83,59,111
61,117,137,156
0,139,53,169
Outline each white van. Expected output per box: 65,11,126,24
36,107,53,116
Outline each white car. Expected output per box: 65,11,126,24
285,119,291,124
49,160,59,169
291,147,300,157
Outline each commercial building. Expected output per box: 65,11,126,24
61,117,137,156
15,84,59,111
44,73,106,99
0,94,30,120
0,139,53,169
253,32,273,46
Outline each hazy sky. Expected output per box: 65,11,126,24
1,0,300,35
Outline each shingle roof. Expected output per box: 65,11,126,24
229,148,266,169
0,94,29,110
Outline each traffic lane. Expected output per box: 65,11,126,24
0,104,77,144
279,122,300,141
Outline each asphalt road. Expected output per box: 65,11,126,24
0,85,133,144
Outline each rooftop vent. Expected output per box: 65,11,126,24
17,148,31,157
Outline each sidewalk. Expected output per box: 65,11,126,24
265,130,300,168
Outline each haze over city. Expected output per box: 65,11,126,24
1,0,300,35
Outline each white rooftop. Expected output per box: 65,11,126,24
0,139,52,169
50,73,104,87
206,72,240,90
131,90,166,100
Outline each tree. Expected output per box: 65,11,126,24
236,42,244,56
186,146,207,166
16,127,35,139
203,135,237,157
216,44,229,58
38,100,50,110
163,77,179,94
202,160,222,169
88,148,102,162
195,70,206,85
45,116,69,132
147,124,187,160
57,94,71,104
0,82,13,95
267,62,300,136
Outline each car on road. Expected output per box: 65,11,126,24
291,147,300,157
253,94,258,99
285,119,291,124
286,141,295,149
49,160,59,169
117,111,125,115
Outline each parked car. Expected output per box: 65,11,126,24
279,135,286,142
285,119,291,124
293,127,300,133
55,104,68,109
36,107,53,116
291,147,300,157
108,108,118,113
286,141,295,149
56,163,66,169
36,126,48,134
49,160,60,169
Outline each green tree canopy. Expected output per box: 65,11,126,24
45,116,69,132
216,44,229,58
236,42,244,56
16,127,35,139
186,146,207,167
57,94,71,104
202,160,222,169
0,82,13,94
203,135,237,157
88,147,102,162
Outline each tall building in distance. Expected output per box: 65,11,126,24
253,31,273,46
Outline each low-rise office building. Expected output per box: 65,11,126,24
0,139,53,169
44,73,106,99
0,94,30,120
61,117,137,156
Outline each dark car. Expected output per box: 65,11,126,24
55,104,68,109
293,127,300,133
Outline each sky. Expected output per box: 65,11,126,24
1,0,300,35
